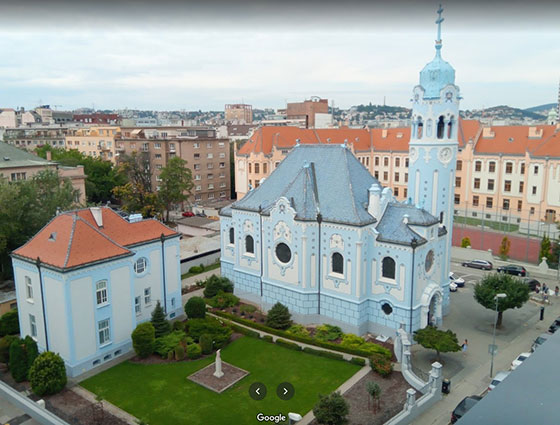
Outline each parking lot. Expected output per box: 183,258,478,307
413,260,560,425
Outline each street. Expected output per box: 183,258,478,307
413,261,559,425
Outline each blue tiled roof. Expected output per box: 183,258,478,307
230,145,379,225
376,202,439,246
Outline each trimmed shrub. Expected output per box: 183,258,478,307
172,320,187,332
187,318,232,348
24,336,39,372
29,352,67,396
341,333,365,349
349,357,366,366
207,291,239,309
0,335,18,364
200,333,213,355
167,351,174,361
266,302,292,330
186,343,202,359
287,324,310,338
199,263,205,271
231,323,260,338
185,297,206,319
151,300,171,338
154,331,187,358
315,324,343,342
461,237,471,248
0,309,20,337
240,304,257,314
370,353,393,378
262,335,273,343
189,265,203,274
203,275,233,298
313,392,349,425
9,339,28,382
131,322,156,358
275,338,301,351
174,344,185,361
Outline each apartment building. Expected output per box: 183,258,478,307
235,120,560,227
225,104,253,124
3,126,69,149
116,127,231,204
286,97,329,128
65,126,120,163
73,113,120,125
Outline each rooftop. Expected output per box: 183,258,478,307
0,142,53,169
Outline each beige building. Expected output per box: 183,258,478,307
116,127,231,205
65,126,120,163
235,120,560,232
4,126,68,149
0,142,87,205
225,104,253,124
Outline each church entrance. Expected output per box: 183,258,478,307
420,284,443,329
427,292,442,327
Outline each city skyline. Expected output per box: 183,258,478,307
0,1,558,112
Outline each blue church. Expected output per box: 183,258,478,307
220,7,460,336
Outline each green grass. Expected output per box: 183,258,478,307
181,262,221,280
454,215,519,232
81,337,360,425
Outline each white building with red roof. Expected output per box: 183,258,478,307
11,207,182,377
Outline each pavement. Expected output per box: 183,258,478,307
412,261,560,425
0,396,39,425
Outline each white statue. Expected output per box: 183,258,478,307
213,349,224,378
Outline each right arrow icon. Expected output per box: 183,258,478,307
277,382,295,400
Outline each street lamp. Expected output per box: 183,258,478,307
490,293,507,378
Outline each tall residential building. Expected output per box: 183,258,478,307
73,113,121,125
65,126,121,163
116,127,231,204
225,104,253,124
286,97,329,128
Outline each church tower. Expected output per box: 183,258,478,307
407,5,460,312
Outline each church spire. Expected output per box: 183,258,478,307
435,4,444,57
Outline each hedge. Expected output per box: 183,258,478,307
211,311,391,360
302,346,344,361
275,338,301,351
262,335,274,343
350,357,366,366
230,323,260,339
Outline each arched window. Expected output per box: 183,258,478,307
245,235,254,254
426,119,433,137
437,116,445,139
229,227,234,245
134,257,147,274
332,253,344,274
382,257,396,279
417,118,423,139
447,117,454,138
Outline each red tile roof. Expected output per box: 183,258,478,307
474,124,558,156
12,208,178,270
237,119,479,155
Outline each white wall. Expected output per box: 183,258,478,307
44,275,70,359
70,276,96,361
110,266,132,344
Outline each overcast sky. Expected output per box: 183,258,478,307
0,1,559,111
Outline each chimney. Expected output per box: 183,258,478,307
403,214,409,225
482,127,495,138
90,207,103,227
367,183,382,219
46,150,52,161
382,129,388,138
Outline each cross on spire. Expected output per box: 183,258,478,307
435,4,444,55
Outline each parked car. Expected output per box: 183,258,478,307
497,264,527,276
548,317,560,334
461,259,493,270
521,277,540,291
451,395,483,423
511,352,531,370
449,282,458,292
531,333,550,352
182,211,195,217
449,272,465,287
488,371,510,391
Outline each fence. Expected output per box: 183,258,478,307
452,204,559,264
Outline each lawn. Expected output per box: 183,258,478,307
81,336,361,425
181,262,221,280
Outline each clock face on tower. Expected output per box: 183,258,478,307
438,147,453,164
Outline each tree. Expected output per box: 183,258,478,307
473,273,530,327
498,236,511,260
366,381,381,412
157,157,193,222
131,322,156,358
0,170,78,280
539,235,552,263
185,297,206,319
461,237,471,248
265,302,292,330
313,392,350,425
151,301,171,338
413,326,461,361
112,152,163,218
0,309,20,336
203,275,233,298
24,336,39,373
0,335,18,364
9,339,28,382
28,352,67,396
